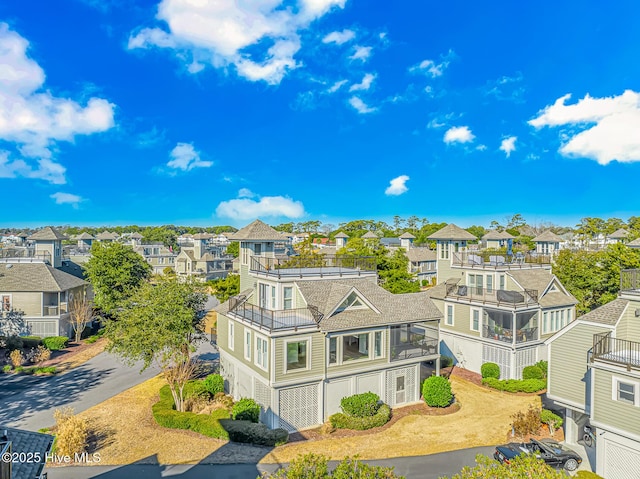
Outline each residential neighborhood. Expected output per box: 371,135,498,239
2,1,640,478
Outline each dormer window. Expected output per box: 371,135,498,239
334,291,367,314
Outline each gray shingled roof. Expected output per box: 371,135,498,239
362,231,378,239
96,231,118,241
608,228,629,239
532,230,562,242
406,248,436,263
230,220,284,241
482,230,515,240
75,232,95,240
192,233,212,240
399,232,416,239
27,226,68,241
334,232,349,238
295,278,442,332
0,263,87,292
628,238,640,248
1,427,53,479
130,232,143,239
576,298,629,325
508,269,577,307
427,224,477,241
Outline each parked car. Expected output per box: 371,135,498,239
493,438,582,471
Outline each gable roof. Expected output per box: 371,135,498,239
507,269,577,306
362,231,378,239
130,232,143,239
482,230,515,240
406,248,436,263
334,232,349,238
427,224,477,241
577,298,630,325
295,278,442,332
27,226,68,241
532,230,562,242
0,262,87,292
608,228,629,239
628,237,640,248
230,220,284,241
75,232,95,240
96,231,118,241
399,232,416,239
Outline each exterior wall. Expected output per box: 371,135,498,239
440,301,478,337
274,332,324,383
596,429,640,479
217,314,270,382
617,299,640,339
592,366,640,436
440,330,484,374
9,292,43,316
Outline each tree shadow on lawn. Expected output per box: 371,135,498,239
0,364,115,427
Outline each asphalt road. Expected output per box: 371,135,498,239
44,447,496,479
0,340,218,431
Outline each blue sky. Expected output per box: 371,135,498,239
1,0,640,228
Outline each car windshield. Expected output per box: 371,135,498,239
538,441,569,455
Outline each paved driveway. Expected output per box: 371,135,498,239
0,340,217,431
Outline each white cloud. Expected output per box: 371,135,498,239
444,126,475,144
529,90,640,164
166,142,212,172
410,49,455,78
499,136,517,157
238,188,255,198
216,192,305,220
128,0,347,84
476,144,487,151
349,73,376,92
348,96,376,114
385,175,409,196
0,24,115,184
50,192,84,208
349,45,372,62
327,79,348,93
322,29,355,45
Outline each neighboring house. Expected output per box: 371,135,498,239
628,238,640,249
0,427,53,479
215,220,442,432
406,248,437,284
133,242,177,275
481,230,515,250
607,228,629,244
28,227,67,268
426,224,577,379
74,232,95,251
175,234,232,281
546,269,640,479
95,231,118,243
532,230,563,256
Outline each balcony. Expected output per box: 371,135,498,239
0,249,51,264
390,323,439,361
481,309,539,345
592,332,640,370
620,269,640,295
227,296,322,332
250,255,376,279
451,251,551,269
42,302,67,316
445,281,538,308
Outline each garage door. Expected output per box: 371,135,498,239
278,383,319,432
603,437,640,479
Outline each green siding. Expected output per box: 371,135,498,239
592,367,640,435
218,314,270,380
440,301,480,337
12,292,42,316
617,298,640,340
548,322,609,407
274,332,325,383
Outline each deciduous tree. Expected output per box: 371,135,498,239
69,293,93,343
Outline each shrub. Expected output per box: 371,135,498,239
540,409,563,435
9,349,24,367
85,336,99,344
214,392,234,411
33,345,51,365
53,407,88,457
576,472,605,479
263,454,403,479
482,378,546,393
440,355,453,368
43,336,69,351
184,380,210,400
152,385,230,440
535,360,548,379
421,279,429,287
422,376,453,407
480,362,500,379
2,365,11,373
22,336,42,349
330,404,391,430
220,419,288,446
5,335,23,351
203,374,224,396
511,405,541,436
231,398,260,423
522,365,544,380
340,392,380,418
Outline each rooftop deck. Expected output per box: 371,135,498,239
452,251,551,270
227,295,322,332
592,331,640,370
0,249,51,264
250,255,376,279
445,281,539,308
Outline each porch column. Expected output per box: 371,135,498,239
435,356,440,376
564,409,579,445
512,311,516,347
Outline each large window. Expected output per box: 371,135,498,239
342,334,369,361
283,287,293,310
486,275,493,293
471,309,480,332
542,308,573,334
228,321,235,351
446,305,454,326
469,274,483,295
256,336,268,370
499,275,505,291
285,340,308,371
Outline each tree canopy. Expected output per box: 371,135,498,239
83,242,152,315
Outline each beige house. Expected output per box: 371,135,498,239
176,234,232,281
215,220,442,432
481,230,515,250
546,269,640,479
427,224,576,379
533,230,563,256
133,242,176,275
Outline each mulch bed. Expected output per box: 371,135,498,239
40,338,105,367
506,424,565,443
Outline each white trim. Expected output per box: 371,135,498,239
255,333,268,371
326,286,381,317
283,336,312,373
544,318,615,346
611,375,640,407
591,421,640,444
228,319,235,351
1,293,13,313
244,329,251,361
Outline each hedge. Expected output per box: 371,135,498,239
22,336,42,349
329,404,391,430
43,336,69,351
575,472,605,479
152,385,230,440
340,392,380,418
480,362,500,379
535,360,548,379
232,398,260,423
203,374,224,396
482,377,546,393
183,380,210,400
422,376,453,407
522,365,544,380
220,419,288,446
